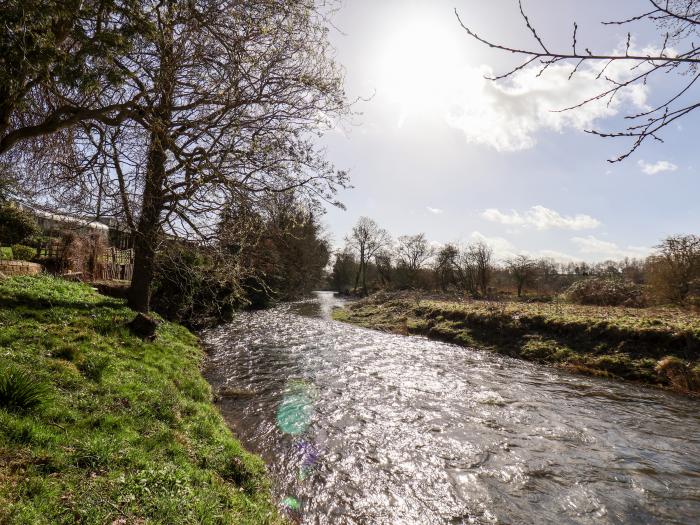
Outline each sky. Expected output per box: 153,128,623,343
317,0,700,263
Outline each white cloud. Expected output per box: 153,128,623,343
470,231,518,260
537,250,579,263
571,235,650,259
429,240,444,251
426,206,444,215
445,55,649,151
469,232,578,263
482,205,601,231
482,208,526,226
469,232,652,263
638,160,678,175
468,232,650,263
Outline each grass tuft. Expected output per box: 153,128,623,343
0,365,50,413
76,355,110,382
51,345,81,362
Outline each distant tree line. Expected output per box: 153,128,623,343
330,217,700,308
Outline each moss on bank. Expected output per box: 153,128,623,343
0,276,280,524
333,294,700,394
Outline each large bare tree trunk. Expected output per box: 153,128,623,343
127,15,174,313
127,129,167,312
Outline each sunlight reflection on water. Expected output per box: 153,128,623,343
203,292,700,524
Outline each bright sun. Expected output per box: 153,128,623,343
376,12,463,118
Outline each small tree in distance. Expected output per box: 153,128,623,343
647,234,700,304
330,249,358,293
346,217,391,295
395,233,434,288
506,254,537,297
435,243,460,291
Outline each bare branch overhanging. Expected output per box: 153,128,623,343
456,0,700,162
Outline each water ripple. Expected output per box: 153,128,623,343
202,292,700,524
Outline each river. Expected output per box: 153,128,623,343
202,291,700,524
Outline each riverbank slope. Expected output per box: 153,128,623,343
333,293,700,394
0,276,280,524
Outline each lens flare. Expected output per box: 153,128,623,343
276,379,318,435
281,496,300,511
296,439,321,480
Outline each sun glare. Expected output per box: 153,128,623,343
376,12,463,120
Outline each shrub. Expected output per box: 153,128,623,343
0,365,49,412
0,205,40,246
11,244,36,261
689,279,700,309
151,243,247,328
562,277,646,307
646,235,700,305
56,231,105,277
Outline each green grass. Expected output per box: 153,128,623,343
0,275,281,524
334,294,700,394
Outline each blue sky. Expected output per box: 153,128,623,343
318,0,699,262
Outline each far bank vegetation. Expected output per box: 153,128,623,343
331,217,700,310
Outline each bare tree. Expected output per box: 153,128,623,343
346,217,391,295
506,254,537,297
395,233,434,286
455,249,477,296
18,0,350,312
470,241,494,297
457,1,700,161
455,241,493,297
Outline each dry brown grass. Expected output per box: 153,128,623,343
335,292,700,395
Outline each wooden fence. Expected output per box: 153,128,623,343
36,239,134,282
97,248,134,281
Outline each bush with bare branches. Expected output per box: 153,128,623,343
562,277,646,307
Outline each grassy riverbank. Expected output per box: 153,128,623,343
333,293,700,394
0,276,280,524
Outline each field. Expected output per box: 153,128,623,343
0,276,280,524
333,292,700,394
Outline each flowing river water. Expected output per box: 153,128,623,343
202,292,700,524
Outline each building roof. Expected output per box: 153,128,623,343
25,206,110,231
